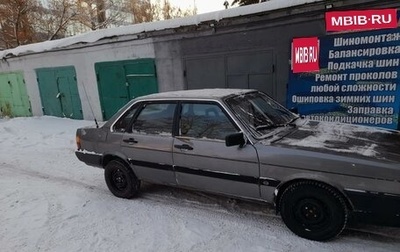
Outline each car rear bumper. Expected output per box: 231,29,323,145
345,189,400,226
75,151,103,168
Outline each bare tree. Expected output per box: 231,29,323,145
74,0,130,30
0,0,198,49
159,0,197,20
96,0,107,28
0,0,38,49
128,0,157,23
32,0,78,41
127,0,197,24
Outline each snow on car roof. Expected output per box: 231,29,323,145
0,0,321,59
137,88,254,100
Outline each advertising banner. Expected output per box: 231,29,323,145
287,10,400,130
292,37,320,73
326,9,398,32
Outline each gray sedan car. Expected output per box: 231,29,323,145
75,89,400,241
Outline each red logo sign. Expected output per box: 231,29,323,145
326,9,398,32
292,37,319,73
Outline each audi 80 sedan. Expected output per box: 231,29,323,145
75,89,400,241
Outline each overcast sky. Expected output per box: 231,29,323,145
169,0,230,14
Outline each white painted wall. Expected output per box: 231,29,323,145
0,37,158,121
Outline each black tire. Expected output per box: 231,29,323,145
104,160,140,199
279,181,348,241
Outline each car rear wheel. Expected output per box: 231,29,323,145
279,181,348,241
104,160,140,199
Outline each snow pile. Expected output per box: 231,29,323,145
143,88,251,99
1,116,399,251
0,0,322,59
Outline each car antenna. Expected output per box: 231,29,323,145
81,81,99,128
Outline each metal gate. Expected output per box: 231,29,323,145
36,66,83,119
95,59,158,120
184,50,275,96
0,71,32,117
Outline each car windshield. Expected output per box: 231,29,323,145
225,91,297,138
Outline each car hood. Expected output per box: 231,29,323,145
269,119,400,164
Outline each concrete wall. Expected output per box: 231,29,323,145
180,19,325,104
154,38,185,92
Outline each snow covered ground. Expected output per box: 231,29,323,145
1,116,399,252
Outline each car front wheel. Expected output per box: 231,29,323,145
279,181,348,241
104,160,140,199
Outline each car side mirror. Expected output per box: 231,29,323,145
225,132,246,147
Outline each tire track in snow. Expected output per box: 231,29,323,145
1,162,105,195
137,183,400,246
2,160,400,249
35,193,64,251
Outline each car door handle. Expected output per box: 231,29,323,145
174,144,193,150
123,138,138,144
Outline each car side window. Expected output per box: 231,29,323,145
132,103,176,135
179,103,238,140
113,104,139,133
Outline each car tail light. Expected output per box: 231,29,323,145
76,134,81,150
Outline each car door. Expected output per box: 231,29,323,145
173,101,260,199
120,101,177,185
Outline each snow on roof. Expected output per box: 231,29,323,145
137,88,254,100
0,0,322,59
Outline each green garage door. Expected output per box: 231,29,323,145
0,72,32,117
36,66,83,119
95,59,158,120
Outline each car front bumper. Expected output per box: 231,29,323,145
345,189,400,226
